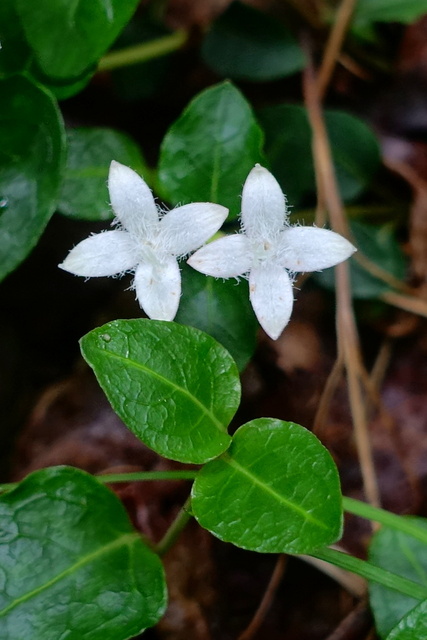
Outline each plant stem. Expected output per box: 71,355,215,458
98,30,188,72
311,547,427,600
343,497,427,545
0,469,198,493
155,496,193,556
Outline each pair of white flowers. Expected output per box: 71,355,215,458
60,161,356,340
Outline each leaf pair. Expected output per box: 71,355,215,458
81,319,343,553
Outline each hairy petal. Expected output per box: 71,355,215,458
108,161,159,238
160,203,228,255
187,235,252,278
279,226,357,272
241,165,287,241
249,262,294,340
59,230,137,277
134,255,181,321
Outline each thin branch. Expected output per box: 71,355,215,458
237,555,287,640
303,44,381,508
317,0,359,99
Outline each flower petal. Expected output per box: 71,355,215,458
249,262,294,340
134,255,181,321
108,160,159,238
59,230,137,277
241,165,287,241
160,202,228,256
279,226,357,272
187,235,252,278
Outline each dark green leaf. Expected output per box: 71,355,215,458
385,600,427,640
192,419,343,553
259,104,380,205
80,320,240,464
353,0,427,27
202,1,305,81
59,128,147,221
316,221,407,299
0,466,166,639
0,1,31,75
158,82,264,219
0,75,65,281
110,17,171,101
369,517,427,638
175,264,258,372
15,0,140,80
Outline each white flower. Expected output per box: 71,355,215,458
188,164,356,340
59,160,228,321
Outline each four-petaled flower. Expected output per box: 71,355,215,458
188,164,356,340
59,161,228,321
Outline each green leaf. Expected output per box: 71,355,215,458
315,221,407,299
353,0,427,27
191,419,343,553
58,127,147,221
15,0,140,80
158,81,264,219
201,1,305,81
0,466,166,639
80,320,240,464
175,265,258,372
369,517,427,638
0,1,31,75
258,104,380,206
0,75,65,282
385,600,427,640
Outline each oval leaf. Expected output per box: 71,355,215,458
59,127,147,220
385,599,427,640
202,1,305,81
15,0,140,80
259,104,380,206
369,518,427,638
158,81,264,219
191,419,343,553
0,466,167,639
0,75,65,281
80,320,240,464
175,264,258,372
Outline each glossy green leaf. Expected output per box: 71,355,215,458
316,221,407,299
175,265,258,372
258,104,380,206
0,466,167,639
0,75,65,282
15,0,140,80
192,419,343,553
369,517,427,638
59,128,147,221
202,1,305,81
385,600,427,640
80,320,240,464
353,0,427,27
158,82,264,219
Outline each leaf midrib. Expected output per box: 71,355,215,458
0,532,140,617
223,454,329,529
93,347,224,432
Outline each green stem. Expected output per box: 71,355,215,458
343,497,427,546
98,30,188,72
312,547,427,600
0,470,198,494
155,496,193,556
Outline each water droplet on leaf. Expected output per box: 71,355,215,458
100,333,111,342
